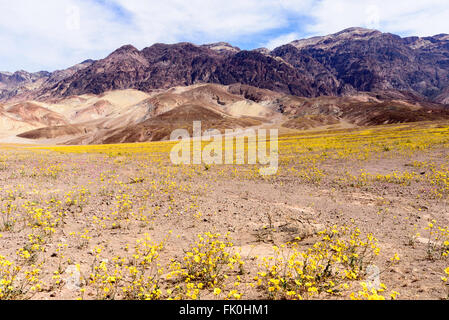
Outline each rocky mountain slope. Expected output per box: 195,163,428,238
0,70,50,101
0,60,94,102
2,27,449,104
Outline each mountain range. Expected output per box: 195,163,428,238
1,27,449,144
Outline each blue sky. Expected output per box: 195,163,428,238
0,0,448,72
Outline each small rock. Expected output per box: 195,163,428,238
64,265,81,291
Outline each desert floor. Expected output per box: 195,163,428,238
1,120,449,300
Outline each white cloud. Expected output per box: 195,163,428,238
265,32,301,49
109,0,303,44
0,0,308,71
0,0,125,71
305,0,449,37
0,0,448,72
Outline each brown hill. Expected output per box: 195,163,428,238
9,83,449,145
98,104,261,144
15,84,265,144
5,102,68,126
280,95,449,129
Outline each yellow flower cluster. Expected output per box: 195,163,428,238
168,232,244,300
255,224,381,299
425,220,449,260
350,282,399,300
0,254,42,300
86,234,165,300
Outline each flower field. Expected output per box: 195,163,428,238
1,120,449,300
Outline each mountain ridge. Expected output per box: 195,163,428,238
1,27,449,105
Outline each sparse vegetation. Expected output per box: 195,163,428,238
0,120,449,299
